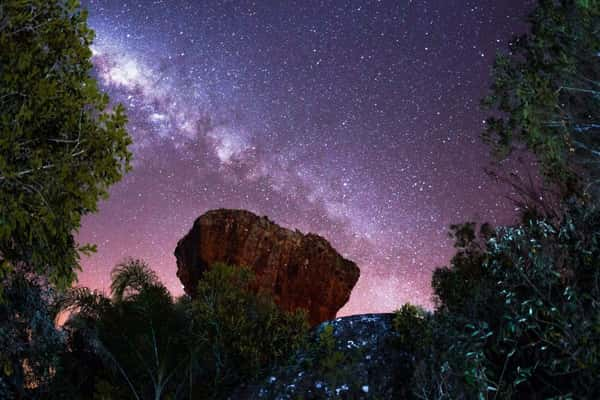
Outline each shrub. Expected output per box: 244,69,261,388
391,304,432,399
189,263,309,398
423,204,600,399
392,304,432,353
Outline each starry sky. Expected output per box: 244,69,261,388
77,0,534,315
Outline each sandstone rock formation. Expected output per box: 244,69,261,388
174,209,360,325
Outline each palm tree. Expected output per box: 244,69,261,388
58,258,192,400
110,258,162,302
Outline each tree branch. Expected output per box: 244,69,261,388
0,150,86,182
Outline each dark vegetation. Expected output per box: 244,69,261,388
404,205,600,399
2,261,308,400
1,0,599,399
390,1,600,398
0,0,131,292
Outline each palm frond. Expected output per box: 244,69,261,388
110,258,163,302
55,286,109,320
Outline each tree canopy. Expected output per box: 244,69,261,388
0,273,63,399
484,0,600,199
417,203,600,399
0,0,132,291
56,261,308,400
410,2,600,398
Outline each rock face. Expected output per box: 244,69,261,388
234,314,407,400
174,209,360,325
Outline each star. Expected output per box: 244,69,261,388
77,0,534,315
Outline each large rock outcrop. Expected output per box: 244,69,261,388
234,314,407,400
174,209,360,325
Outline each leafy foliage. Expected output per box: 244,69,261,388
57,259,192,400
0,0,132,291
54,261,308,400
0,274,64,400
407,3,600,398
190,263,309,398
392,304,431,354
432,223,495,315
483,0,600,199
307,324,352,385
421,204,600,399
292,321,369,394
391,304,433,399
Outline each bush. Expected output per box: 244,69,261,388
392,304,432,353
391,304,432,399
57,261,309,399
311,324,351,385
421,204,600,399
189,263,309,398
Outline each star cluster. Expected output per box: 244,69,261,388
78,0,534,314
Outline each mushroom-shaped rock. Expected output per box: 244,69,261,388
174,209,360,325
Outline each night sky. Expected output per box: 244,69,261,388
78,0,534,315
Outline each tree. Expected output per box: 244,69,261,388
52,287,116,400
431,222,496,316
58,261,309,400
0,0,132,291
58,259,190,400
0,273,64,400
189,263,308,398
422,204,600,399
484,0,600,200
391,304,433,399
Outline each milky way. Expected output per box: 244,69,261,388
78,0,534,315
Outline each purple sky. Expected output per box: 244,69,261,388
78,0,534,315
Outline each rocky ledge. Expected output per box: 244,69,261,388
236,313,407,400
